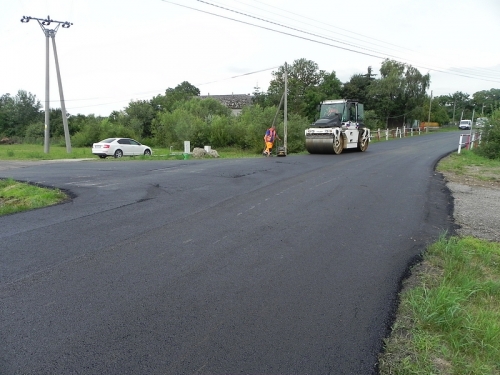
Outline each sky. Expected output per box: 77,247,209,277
2,0,500,117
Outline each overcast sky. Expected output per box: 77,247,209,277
2,0,500,116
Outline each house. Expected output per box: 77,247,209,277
200,94,253,115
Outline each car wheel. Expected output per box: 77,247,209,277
99,155,107,159
114,149,123,158
144,149,151,156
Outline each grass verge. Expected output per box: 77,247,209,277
437,150,500,186
379,236,500,374
0,178,68,216
0,144,263,160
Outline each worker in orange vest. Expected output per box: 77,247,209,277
263,125,281,157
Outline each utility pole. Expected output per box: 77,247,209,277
427,90,433,124
21,15,73,154
452,100,456,125
284,62,288,155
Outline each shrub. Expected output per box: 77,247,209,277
474,109,500,160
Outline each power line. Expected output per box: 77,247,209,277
238,0,500,80
194,0,405,62
161,0,388,60
195,66,279,86
163,0,499,84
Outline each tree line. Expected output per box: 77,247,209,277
1,58,499,153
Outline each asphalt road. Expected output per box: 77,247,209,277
1,133,457,374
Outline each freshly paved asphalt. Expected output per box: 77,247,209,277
1,132,457,374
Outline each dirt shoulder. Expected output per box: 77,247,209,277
442,169,500,242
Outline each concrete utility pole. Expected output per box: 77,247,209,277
427,90,433,124
21,15,73,154
284,62,288,155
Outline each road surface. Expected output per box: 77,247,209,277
1,133,457,374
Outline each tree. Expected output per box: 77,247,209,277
124,100,156,138
154,81,201,113
420,96,450,125
49,108,65,137
303,71,342,121
341,66,376,108
0,90,42,137
151,97,231,148
437,91,471,124
368,59,430,127
472,89,500,117
70,115,104,147
267,59,342,121
233,104,278,151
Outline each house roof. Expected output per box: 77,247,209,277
200,94,253,109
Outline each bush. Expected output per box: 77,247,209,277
24,122,45,139
474,109,500,160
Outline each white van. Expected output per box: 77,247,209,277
458,120,472,130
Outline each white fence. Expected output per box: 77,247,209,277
369,126,438,141
457,132,482,154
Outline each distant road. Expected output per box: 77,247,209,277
1,133,457,374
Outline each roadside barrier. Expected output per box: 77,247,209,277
458,132,481,153
370,126,435,141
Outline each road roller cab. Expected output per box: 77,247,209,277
305,99,370,154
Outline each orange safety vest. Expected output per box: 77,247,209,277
265,128,277,142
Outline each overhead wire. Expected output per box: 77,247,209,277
189,0,500,83
242,0,500,80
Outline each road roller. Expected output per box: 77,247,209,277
305,99,370,154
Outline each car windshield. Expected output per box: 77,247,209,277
100,138,116,143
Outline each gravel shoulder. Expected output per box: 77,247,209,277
442,170,500,242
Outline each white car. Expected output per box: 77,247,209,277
458,120,472,130
92,138,152,159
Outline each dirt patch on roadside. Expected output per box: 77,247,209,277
442,167,500,243
442,166,500,189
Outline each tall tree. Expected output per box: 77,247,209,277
341,66,376,108
153,81,201,113
267,58,341,120
436,91,470,124
0,90,42,137
368,60,430,126
303,71,342,121
472,88,500,117
124,100,156,138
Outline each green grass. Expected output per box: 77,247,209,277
0,144,265,160
379,236,500,374
0,178,68,215
436,150,500,185
0,144,93,160
437,150,500,174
